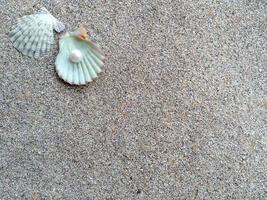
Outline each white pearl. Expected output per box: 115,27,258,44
69,49,83,63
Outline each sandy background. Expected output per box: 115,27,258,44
0,0,266,199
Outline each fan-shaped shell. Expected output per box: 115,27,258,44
9,7,65,58
56,27,105,85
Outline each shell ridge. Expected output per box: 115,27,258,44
31,24,54,57
75,62,81,84
84,54,98,78
40,25,54,56
55,51,67,79
12,19,37,51
63,61,72,83
61,57,70,80
13,15,34,30
87,45,104,60
33,26,46,58
73,63,79,85
15,16,32,25
10,23,29,42
40,33,48,55
10,19,32,38
37,27,48,54
17,28,32,50
66,64,74,84
86,47,103,62
86,52,102,74
80,59,92,82
67,43,75,84
86,41,105,59
12,27,30,46
35,24,47,57
83,57,95,80
26,27,43,57
77,62,86,84
86,48,104,66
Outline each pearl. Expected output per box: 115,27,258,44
69,49,83,63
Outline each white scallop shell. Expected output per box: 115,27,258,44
56,28,105,85
9,7,65,58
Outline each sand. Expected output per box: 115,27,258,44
0,0,266,199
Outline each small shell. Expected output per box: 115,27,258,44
9,7,65,59
56,27,105,85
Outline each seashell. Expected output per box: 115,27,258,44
55,26,105,85
9,7,65,59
